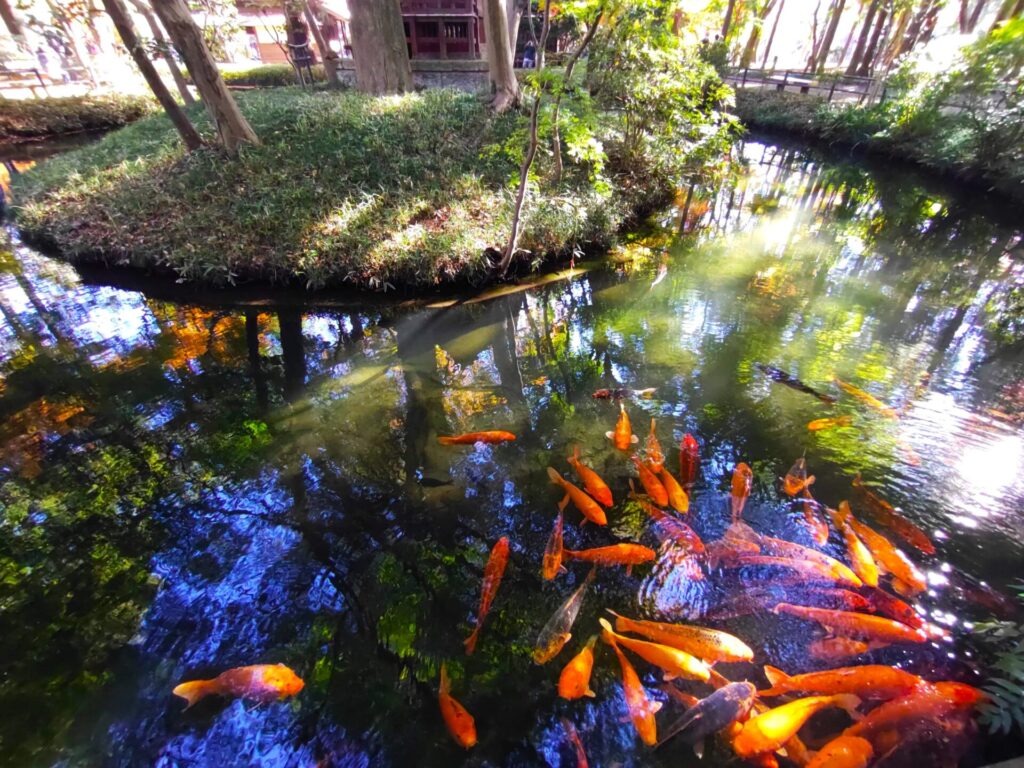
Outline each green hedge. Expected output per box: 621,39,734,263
0,94,155,142
220,63,328,88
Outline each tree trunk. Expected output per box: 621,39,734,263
507,0,523,61
722,0,738,38
128,0,195,106
813,0,847,72
806,0,825,71
152,0,258,153
760,0,786,67
483,0,519,112
740,0,777,68
101,0,203,151
965,0,990,31
993,0,1024,27
302,0,340,87
348,0,413,95
845,0,881,75
0,0,21,38
857,0,889,76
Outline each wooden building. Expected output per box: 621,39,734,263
400,0,482,60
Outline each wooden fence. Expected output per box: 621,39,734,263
725,67,892,106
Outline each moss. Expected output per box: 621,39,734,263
0,94,155,143
12,88,670,292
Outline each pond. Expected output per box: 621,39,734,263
1,136,1023,768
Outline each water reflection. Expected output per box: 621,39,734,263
1,138,1023,767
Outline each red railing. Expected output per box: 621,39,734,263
401,0,476,14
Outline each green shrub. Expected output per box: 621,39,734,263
220,63,328,88
0,94,155,142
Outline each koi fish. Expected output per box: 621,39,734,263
593,387,656,400
600,618,711,682
782,457,815,496
807,415,854,431
558,636,597,699
464,536,510,654
801,488,830,545
645,419,665,472
438,430,516,445
834,376,899,419
542,511,565,581
839,519,879,588
730,463,753,522
172,663,304,709
439,663,477,749
633,491,704,553
632,456,669,506
547,467,607,526
657,682,758,750
843,682,984,743
727,555,863,589
678,433,700,488
756,364,837,405
732,693,861,758
608,611,754,663
861,586,923,629
533,568,595,664
658,466,689,513
602,624,663,745
567,445,613,507
561,718,589,768
852,474,935,554
806,735,873,768
835,503,926,594
759,664,922,700
808,637,871,661
755,533,862,588
773,603,927,644
705,587,870,621
564,544,656,575
706,538,760,570
606,403,639,451
660,683,701,709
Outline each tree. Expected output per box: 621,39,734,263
760,0,786,66
101,0,203,151
0,0,22,38
484,0,520,112
740,0,778,68
722,0,738,38
857,0,890,75
302,0,340,88
960,0,990,32
812,0,847,72
127,0,195,106
347,0,413,95
993,0,1024,30
508,0,525,57
152,0,259,153
846,0,882,75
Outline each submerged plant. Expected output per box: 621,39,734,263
974,581,1024,735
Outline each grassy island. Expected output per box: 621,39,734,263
0,94,154,143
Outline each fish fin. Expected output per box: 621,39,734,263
763,665,789,688
662,672,677,681
605,431,615,441
172,679,213,710
693,740,705,760
464,627,479,655
626,565,633,577
559,565,568,575
652,700,663,714
631,434,639,444
547,466,562,485
584,566,597,584
558,494,569,513
585,688,596,698
598,617,614,634
437,436,456,446
570,444,581,463
440,662,451,695
584,634,598,650
835,693,863,719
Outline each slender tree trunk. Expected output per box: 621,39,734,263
992,0,1024,29
101,0,202,151
806,0,825,71
760,0,786,67
484,0,519,112
814,0,847,71
0,0,21,38
965,0,990,31
128,0,194,106
846,0,881,75
857,0,889,76
741,0,777,68
507,0,523,60
302,0,340,87
153,0,259,153
348,0,412,94
722,0,738,38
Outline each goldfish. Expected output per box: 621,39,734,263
732,694,861,758
773,603,927,643
658,466,689,513
561,718,589,768
464,537,510,654
835,503,926,594
843,682,984,743
602,623,662,745
754,532,862,587
608,611,754,663
782,457,815,496
438,430,516,445
806,735,873,768
558,636,597,699
727,555,863,589
861,586,923,629
606,403,639,451
438,663,477,749
599,618,711,681
563,544,656,574
807,415,854,431
593,387,656,400
172,663,304,709
759,664,922,700
678,433,700,488
657,682,758,750
757,364,837,405
852,474,935,554
839,520,879,588
533,568,595,664
801,489,830,545
645,419,665,472
730,462,753,522
808,637,871,661
705,588,869,621
634,492,704,553
834,376,899,419
542,511,565,581
632,456,669,506
567,445,613,507
547,467,607,526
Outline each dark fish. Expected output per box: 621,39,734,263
592,387,657,400
656,682,757,749
756,363,837,405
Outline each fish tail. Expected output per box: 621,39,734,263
834,693,863,719
584,634,598,650
547,467,563,485
172,679,214,710
463,628,479,655
762,664,790,688
605,431,615,441
437,436,456,445
650,418,656,434
440,662,451,695
570,444,581,464
584,687,596,697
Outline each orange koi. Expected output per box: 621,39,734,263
843,682,984,743
839,519,879,588
807,415,853,431
782,457,815,496
730,463,753,522
852,474,935,554
759,664,922,700
563,544,656,574
727,555,862,589
806,735,873,768
773,603,927,643
558,636,597,699
755,532,862,587
438,430,516,445
678,433,700,488
599,618,711,682
835,503,926,594
834,376,899,419
633,491,704,553
464,536,510,654
861,586,923,629
172,663,304,709
808,637,871,661
547,467,607,526
439,663,477,749
602,624,662,745
561,718,589,768
801,488,830,545
542,511,565,581
606,403,639,451
733,694,861,758
645,419,665,472
567,445,613,507
533,568,595,664
658,466,689,513
593,387,656,400
632,456,668,507
608,611,754,663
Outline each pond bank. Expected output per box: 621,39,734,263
0,94,154,143
11,88,672,292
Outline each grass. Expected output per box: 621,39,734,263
220,63,328,88
12,88,666,291
0,94,155,143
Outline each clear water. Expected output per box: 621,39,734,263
1,137,1023,767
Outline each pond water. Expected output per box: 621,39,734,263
1,137,1023,768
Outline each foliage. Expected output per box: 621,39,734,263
0,94,155,142
974,582,1024,735
220,63,329,88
